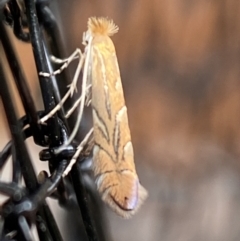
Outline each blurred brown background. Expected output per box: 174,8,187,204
2,0,240,240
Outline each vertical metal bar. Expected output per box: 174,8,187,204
36,1,70,93
37,1,84,139
0,21,45,146
23,0,55,111
24,0,60,147
37,1,76,134
12,146,21,183
71,164,99,241
18,216,35,241
0,59,38,193
41,203,64,241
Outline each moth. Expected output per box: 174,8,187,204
40,17,147,218
84,17,148,218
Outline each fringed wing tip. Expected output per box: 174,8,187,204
88,17,119,36
102,184,148,219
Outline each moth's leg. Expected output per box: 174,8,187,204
55,39,93,154
39,50,85,124
68,46,92,114
39,48,83,78
65,84,92,119
54,38,93,155
50,55,79,64
85,61,92,106
62,128,93,177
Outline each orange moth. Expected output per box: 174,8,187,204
84,17,148,218
40,17,147,218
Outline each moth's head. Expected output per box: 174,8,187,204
87,17,119,37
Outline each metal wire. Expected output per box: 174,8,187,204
0,0,110,240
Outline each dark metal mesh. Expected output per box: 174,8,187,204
0,1,110,240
